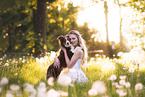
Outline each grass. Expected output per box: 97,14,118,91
0,52,145,97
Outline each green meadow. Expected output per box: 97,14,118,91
0,49,145,97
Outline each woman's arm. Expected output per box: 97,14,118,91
62,47,83,68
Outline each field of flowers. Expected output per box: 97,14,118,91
0,47,145,97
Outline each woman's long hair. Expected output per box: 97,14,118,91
68,30,88,65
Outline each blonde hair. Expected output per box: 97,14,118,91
68,30,88,65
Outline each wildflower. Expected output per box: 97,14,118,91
47,77,54,86
135,83,143,90
125,82,131,88
58,90,68,96
39,82,46,88
116,84,123,89
129,68,134,73
30,89,37,97
88,88,98,96
15,73,18,75
119,80,126,85
5,63,9,66
119,76,126,80
91,81,106,94
22,59,26,63
0,77,9,85
23,83,34,92
10,84,20,91
47,89,60,97
6,93,13,97
116,89,127,96
37,82,47,97
57,74,71,86
109,75,117,81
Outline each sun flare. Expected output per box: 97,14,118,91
67,0,131,44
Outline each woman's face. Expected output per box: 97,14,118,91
69,34,78,47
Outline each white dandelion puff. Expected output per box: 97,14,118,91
135,83,143,90
58,90,68,96
37,82,47,97
116,89,127,96
10,84,20,91
0,77,9,85
91,81,106,94
129,68,135,73
6,93,13,97
47,89,60,97
109,75,117,81
125,82,131,88
119,80,126,85
5,63,9,66
119,76,126,80
88,88,98,96
57,74,71,86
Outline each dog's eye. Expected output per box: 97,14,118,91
68,38,71,41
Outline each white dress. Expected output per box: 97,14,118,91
67,58,88,83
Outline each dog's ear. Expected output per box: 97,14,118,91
57,35,64,40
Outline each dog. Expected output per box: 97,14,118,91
46,35,74,80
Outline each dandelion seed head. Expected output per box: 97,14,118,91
57,74,71,86
119,80,126,85
109,75,117,81
129,68,135,73
47,89,60,97
92,81,106,94
119,76,126,80
58,90,68,96
116,84,123,89
5,63,9,66
23,83,34,92
116,89,127,96
39,82,46,88
125,82,131,88
88,88,98,96
0,77,9,85
6,93,13,97
10,84,20,91
135,83,143,90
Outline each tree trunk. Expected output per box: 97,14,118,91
104,1,110,57
33,0,46,57
37,0,46,56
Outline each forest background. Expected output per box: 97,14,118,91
0,0,145,59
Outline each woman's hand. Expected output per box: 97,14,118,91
60,46,66,52
53,57,60,68
58,39,66,52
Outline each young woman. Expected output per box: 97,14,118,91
55,30,88,83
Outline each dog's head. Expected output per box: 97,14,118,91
57,35,72,48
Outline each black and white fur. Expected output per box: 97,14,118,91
46,35,74,80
